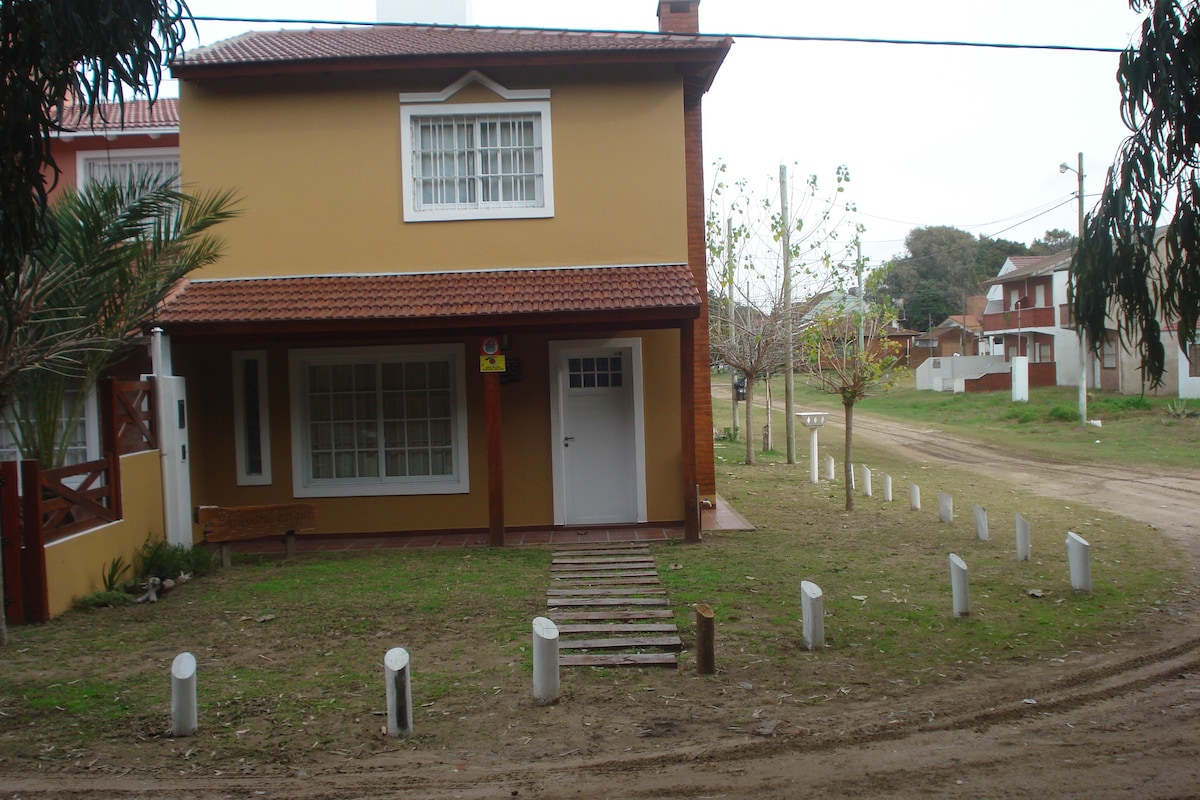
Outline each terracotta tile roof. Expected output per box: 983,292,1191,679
984,250,1073,285
172,24,731,80
153,264,700,331
59,98,179,134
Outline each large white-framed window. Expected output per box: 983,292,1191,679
76,146,180,189
288,344,469,497
233,350,271,486
400,100,553,222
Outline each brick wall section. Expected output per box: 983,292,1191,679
685,100,716,502
657,0,699,33
661,0,715,502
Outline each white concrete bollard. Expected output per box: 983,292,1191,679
848,464,856,491
882,473,893,503
1015,514,1031,561
938,491,954,523
808,428,821,484
910,483,921,510
171,652,198,737
385,647,413,737
825,454,835,481
800,581,824,650
861,465,872,497
973,504,989,541
532,616,561,705
1065,531,1092,593
949,554,969,617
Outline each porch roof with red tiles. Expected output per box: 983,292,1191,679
152,263,701,335
171,24,731,91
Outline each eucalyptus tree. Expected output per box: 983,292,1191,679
1073,0,1200,386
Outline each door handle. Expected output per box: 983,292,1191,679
564,436,575,448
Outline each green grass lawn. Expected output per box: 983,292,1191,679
729,371,1200,470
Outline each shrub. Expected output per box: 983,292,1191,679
135,535,216,581
72,590,134,610
1046,404,1078,422
101,556,130,592
1001,405,1038,424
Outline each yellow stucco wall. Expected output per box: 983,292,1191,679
178,70,689,276
43,450,165,617
173,327,683,536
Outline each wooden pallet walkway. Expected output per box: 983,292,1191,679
547,542,679,668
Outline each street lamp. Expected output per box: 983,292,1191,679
1060,152,1087,425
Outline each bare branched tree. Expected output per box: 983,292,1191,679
706,162,862,465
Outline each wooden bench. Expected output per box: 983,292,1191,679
196,503,317,567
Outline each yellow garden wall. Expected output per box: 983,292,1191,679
43,450,165,617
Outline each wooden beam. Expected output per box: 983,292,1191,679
485,371,504,546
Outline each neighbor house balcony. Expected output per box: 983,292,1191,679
982,305,1056,333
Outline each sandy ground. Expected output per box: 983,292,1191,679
3,402,1198,799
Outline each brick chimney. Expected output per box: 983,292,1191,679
657,0,699,34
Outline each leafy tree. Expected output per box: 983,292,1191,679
798,302,903,511
874,226,1000,331
1029,228,1075,255
1073,0,1199,387
4,174,238,468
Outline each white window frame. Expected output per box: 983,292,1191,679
233,350,272,486
76,146,180,189
400,101,553,222
0,385,101,467
288,344,469,498
399,71,553,223
1034,283,1046,308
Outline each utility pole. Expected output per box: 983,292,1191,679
1076,152,1087,425
856,241,865,356
726,216,738,440
781,165,796,464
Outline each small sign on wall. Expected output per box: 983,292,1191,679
480,336,506,373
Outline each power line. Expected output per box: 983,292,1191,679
188,16,1127,54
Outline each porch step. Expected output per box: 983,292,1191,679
559,653,678,668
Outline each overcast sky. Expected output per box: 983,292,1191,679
170,0,1145,271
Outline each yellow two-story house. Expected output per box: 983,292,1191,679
155,1,729,544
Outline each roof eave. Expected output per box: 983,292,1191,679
169,41,732,87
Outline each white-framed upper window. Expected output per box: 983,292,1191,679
76,147,180,190
400,101,553,222
288,344,469,497
1034,283,1046,307
233,350,271,486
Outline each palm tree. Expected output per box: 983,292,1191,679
0,173,239,467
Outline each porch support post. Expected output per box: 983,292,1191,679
680,321,700,542
485,371,505,547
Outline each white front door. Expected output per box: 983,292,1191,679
549,339,646,526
